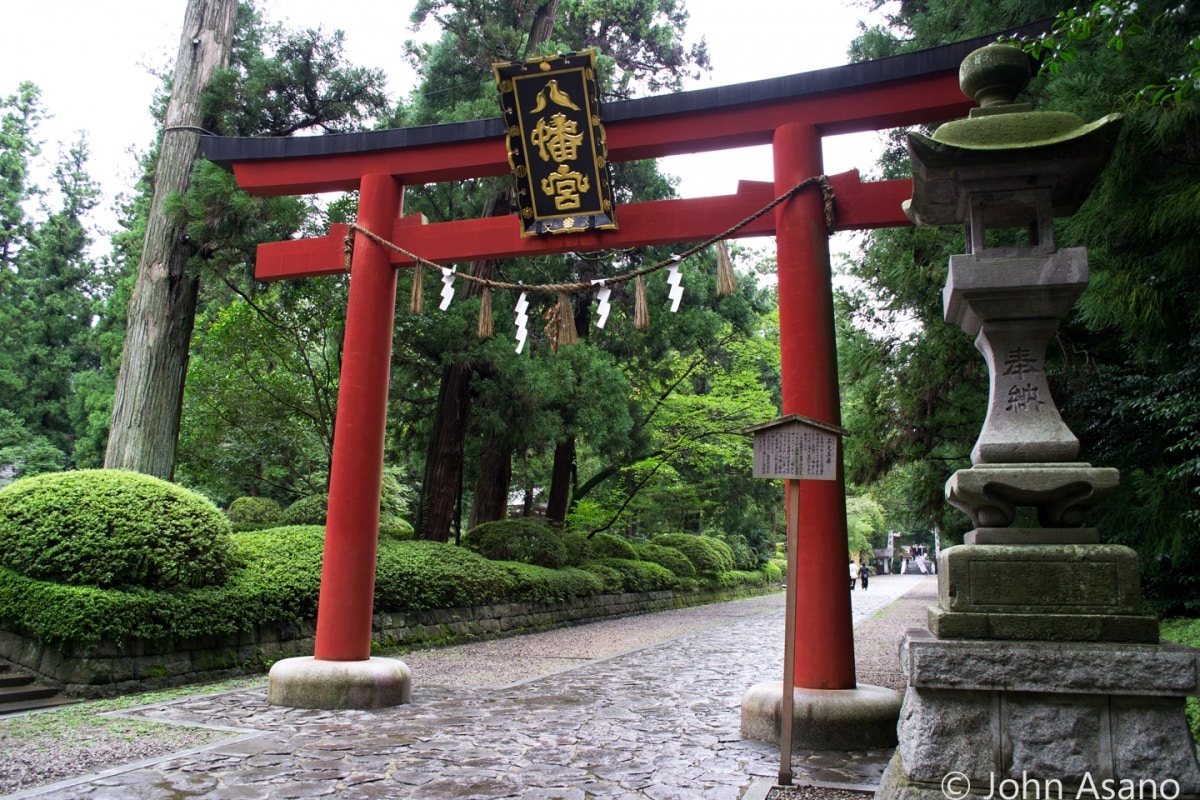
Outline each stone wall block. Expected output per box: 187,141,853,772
1109,695,1200,793
897,687,996,782
1004,693,1103,781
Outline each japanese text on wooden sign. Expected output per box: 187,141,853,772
494,50,617,236
745,415,845,481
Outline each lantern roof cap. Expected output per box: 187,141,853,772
904,43,1123,227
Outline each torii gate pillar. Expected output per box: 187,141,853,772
266,173,412,710
739,123,902,751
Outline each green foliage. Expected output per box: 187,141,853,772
635,542,697,578
373,539,516,610
592,558,678,592
760,560,784,584
707,568,777,590
202,8,390,138
588,531,638,561
0,408,65,485
559,529,593,566
650,533,735,576
846,493,888,559
379,517,415,542
494,562,604,604
281,493,328,526
226,496,282,525
716,533,759,571
0,469,233,590
461,519,569,568
1160,617,1200,742
580,562,626,593
0,83,107,471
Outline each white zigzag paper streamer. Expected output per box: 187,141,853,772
439,267,457,310
591,279,611,329
514,291,530,354
666,256,684,313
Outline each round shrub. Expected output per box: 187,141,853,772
588,531,638,561
594,558,679,592
374,540,514,610
651,533,735,576
0,469,233,590
720,533,759,571
559,530,593,566
379,516,414,541
636,542,696,578
462,519,568,568
226,496,282,525
580,562,625,593
282,493,328,526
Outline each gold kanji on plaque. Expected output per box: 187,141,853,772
494,50,618,236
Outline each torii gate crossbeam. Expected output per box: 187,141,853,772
202,31,999,711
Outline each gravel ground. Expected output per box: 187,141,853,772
0,582,934,797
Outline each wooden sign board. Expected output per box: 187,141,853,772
745,414,847,481
494,50,617,236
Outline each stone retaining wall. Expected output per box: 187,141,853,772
0,585,774,697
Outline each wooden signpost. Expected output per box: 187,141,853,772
746,414,849,786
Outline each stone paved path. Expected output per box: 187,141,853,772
10,575,928,800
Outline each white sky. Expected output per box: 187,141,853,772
0,0,892,253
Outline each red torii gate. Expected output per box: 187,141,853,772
202,35,986,710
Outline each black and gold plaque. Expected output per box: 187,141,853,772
494,50,617,236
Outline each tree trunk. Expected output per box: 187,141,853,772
545,437,575,526
104,0,237,479
468,436,513,529
415,359,473,542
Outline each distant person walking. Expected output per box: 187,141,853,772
859,562,871,590
849,560,859,591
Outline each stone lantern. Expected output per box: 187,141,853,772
877,44,1200,800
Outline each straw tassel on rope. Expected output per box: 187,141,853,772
555,292,578,349
716,240,737,296
410,264,425,314
634,275,650,332
477,287,494,338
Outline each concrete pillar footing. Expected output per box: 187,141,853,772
267,656,411,709
740,681,901,750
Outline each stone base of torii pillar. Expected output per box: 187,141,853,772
268,656,411,710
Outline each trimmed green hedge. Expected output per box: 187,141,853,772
589,532,638,561
0,522,781,651
651,533,735,576
461,519,569,568
282,494,328,526
636,542,697,579
0,469,233,590
591,558,678,592
226,496,282,525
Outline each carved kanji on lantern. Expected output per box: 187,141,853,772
494,50,617,236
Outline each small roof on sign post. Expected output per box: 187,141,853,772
743,414,849,482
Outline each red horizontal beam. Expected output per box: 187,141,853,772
254,171,912,282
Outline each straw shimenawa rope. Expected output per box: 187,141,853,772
342,175,835,301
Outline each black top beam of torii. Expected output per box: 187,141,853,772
200,28,1039,194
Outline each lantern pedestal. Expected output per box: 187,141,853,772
878,631,1200,800
876,43,1199,800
